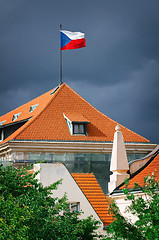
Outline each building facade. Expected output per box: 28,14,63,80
0,83,156,193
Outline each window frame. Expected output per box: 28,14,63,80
0,129,4,142
73,123,86,135
69,202,80,213
0,120,6,126
12,113,21,122
63,114,89,136
29,104,39,113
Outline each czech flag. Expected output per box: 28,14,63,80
60,30,86,50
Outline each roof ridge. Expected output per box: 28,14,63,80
8,84,65,141
0,83,149,143
15,83,108,141
66,84,149,142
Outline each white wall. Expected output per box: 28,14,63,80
111,191,150,223
34,163,105,234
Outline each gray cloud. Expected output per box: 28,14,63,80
68,58,159,143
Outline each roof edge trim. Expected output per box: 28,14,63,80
0,118,31,129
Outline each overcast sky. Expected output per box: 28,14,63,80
0,0,159,144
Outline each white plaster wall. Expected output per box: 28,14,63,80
111,192,150,224
112,194,138,223
34,163,105,235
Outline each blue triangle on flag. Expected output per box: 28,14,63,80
60,32,71,49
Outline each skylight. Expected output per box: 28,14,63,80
29,104,39,113
0,120,6,126
12,113,21,121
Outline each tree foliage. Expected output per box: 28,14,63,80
0,165,101,240
106,173,159,240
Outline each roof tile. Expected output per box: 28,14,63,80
0,83,149,144
120,151,159,189
71,173,113,225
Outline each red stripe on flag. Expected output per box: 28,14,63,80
60,38,86,50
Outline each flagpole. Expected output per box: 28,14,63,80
60,24,63,85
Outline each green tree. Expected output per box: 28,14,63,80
106,173,159,240
0,165,101,240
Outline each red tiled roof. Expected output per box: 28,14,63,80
0,83,149,144
0,88,54,143
0,89,53,127
71,173,113,225
120,150,159,190
64,113,89,123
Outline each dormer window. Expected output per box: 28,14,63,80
29,104,39,113
73,124,85,134
63,113,89,136
0,120,6,126
12,113,21,121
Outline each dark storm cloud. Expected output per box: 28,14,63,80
0,0,159,143
69,58,159,143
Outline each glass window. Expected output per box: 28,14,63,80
73,124,85,134
12,113,21,121
69,202,80,213
0,120,6,126
79,124,84,134
74,124,79,134
29,104,39,113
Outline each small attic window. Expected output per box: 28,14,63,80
63,113,89,136
29,104,39,113
12,113,21,121
73,124,85,134
0,120,6,126
69,202,80,213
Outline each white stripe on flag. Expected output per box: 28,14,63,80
60,30,85,40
